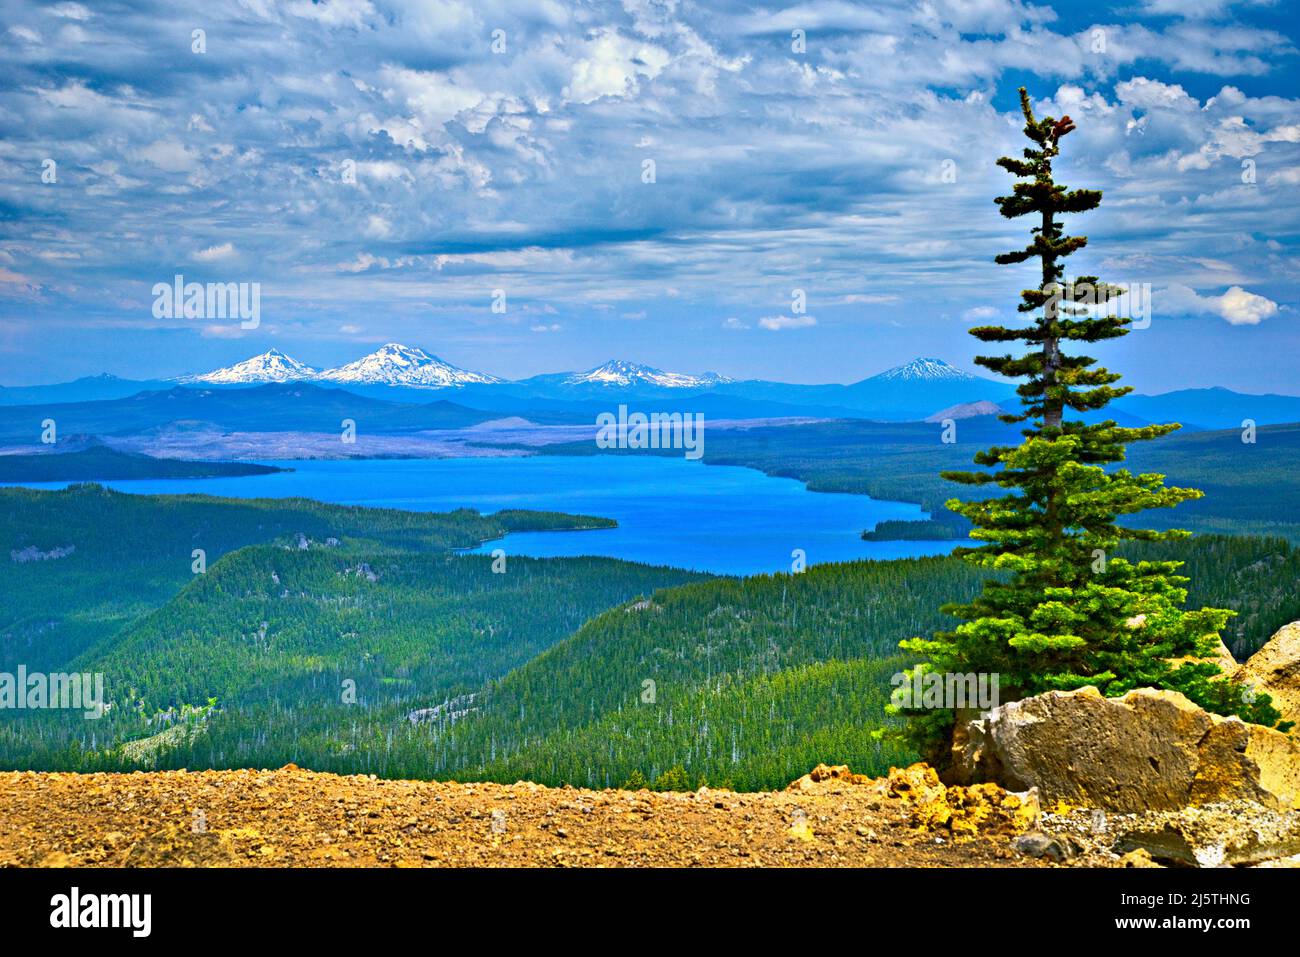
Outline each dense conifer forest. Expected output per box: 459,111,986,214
3,485,1298,790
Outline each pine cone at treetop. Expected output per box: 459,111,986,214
1052,116,1076,139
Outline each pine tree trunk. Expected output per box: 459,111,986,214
1041,208,1062,429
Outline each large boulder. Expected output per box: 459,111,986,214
951,686,1300,812
1115,807,1300,867
1236,621,1300,725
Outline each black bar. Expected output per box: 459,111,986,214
0,866,1289,942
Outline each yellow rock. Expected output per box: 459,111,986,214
789,821,816,842
887,763,1035,838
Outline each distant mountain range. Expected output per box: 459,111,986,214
3,349,1299,431
177,344,502,388
1120,388,1300,433
179,347,726,392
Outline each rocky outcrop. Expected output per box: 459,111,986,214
952,686,1300,812
1038,799,1300,867
1114,807,1300,867
787,763,873,790
1235,621,1300,725
885,763,1039,837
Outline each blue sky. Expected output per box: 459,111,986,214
1,0,1297,392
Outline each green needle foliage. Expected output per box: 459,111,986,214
900,88,1284,756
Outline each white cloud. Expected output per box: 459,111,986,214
1115,77,1198,112
840,294,901,305
199,323,249,339
1162,284,1279,325
2,0,1297,359
1265,167,1300,185
565,29,671,104
287,0,375,29
194,242,237,262
1138,0,1274,17
48,3,91,20
758,314,817,331
379,65,484,129
1215,285,1280,324
136,140,197,173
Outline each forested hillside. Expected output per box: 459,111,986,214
429,557,979,789
4,485,1299,792
95,534,1296,791
0,483,614,669
0,446,285,481
412,535,1300,790
0,485,702,773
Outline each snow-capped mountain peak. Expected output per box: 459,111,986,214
565,360,731,389
178,348,318,384
875,357,975,383
315,343,500,388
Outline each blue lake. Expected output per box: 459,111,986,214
12,456,961,575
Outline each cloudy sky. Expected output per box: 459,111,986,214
1,0,1297,391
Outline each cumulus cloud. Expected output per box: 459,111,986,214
565,29,671,104
1162,284,1280,325
0,0,1294,368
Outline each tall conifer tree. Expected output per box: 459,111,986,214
900,89,1282,751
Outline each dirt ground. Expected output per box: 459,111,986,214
0,763,1096,868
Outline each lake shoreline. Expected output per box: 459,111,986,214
0,455,962,576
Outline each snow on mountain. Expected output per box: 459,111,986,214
315,343,500,388
874,357,977,383
564,360,732,389
695,371,734,386
178,349,318,384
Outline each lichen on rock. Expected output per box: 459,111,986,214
886,763,1038,838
